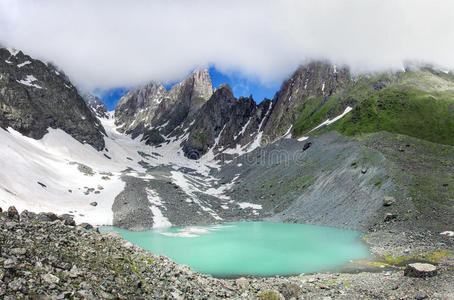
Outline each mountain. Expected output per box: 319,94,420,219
80,92,109,119
182,85,272,159
262,61,351,141
0,48,106,150
114,69,213,145
115,61,454,162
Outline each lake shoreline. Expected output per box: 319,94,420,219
2,209,454,299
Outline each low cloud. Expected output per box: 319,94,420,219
1,0,453,90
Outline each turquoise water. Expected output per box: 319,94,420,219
101,222,369,277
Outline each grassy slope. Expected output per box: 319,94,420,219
293,68,454,146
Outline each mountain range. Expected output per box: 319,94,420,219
0,47,453,233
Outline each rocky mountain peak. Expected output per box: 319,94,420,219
262,61,351,141
0,48,106,150
114,69,214,145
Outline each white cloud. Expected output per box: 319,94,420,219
1,0,453,90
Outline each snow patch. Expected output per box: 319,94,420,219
17,75,42,89
146,188,172,228
440,231,454,237
238,202,262,210
6,48,19,56
283,125,293,139
17,61,31,68
309,106,353,132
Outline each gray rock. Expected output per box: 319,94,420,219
79,222,93,230
10,248,26,255
3,258,17,269
6,206,19,221
42,273,60,284
8,278,25,292
90,202,98,207
384,213,398,222
40,212,58,221
59,214,75,226
69,265,82,278
383,196,396,206
404,263,437,278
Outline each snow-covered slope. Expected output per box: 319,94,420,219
0,111,240,227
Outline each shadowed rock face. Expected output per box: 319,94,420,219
182,85,271,159
0,48,106,150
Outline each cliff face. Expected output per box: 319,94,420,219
0,48,106,150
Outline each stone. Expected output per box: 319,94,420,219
69,265,82,278
361,168,367,174
10,248,26,256
90,202,98,207
303,142,312,151
59,214,76,226
404,263,437,278
235,277,249,290
383,196,395,206
20,210,37,220
41,212,59,221
6,206,19,221
8,278,25,292
3,258,17,270
384,213,397,222
42,273,60,284
80,223,93,230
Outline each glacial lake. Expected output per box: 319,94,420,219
101,222,370,277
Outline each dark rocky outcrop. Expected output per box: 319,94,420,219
0,48,106,150
182,85,272,159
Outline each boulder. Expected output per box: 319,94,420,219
20,210,37,220
90,202,98,207
80,223,93,230
384,213,397,222
383,196,395,206
40,212,58,221
361,168,367,174
59,214,76,226
42,273,60,284
404,263,437,278
6,206,19,221
303,142,312,151
3,258,18,270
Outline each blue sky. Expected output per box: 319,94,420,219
96,67,281,111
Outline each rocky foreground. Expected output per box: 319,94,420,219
1,206,454,299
